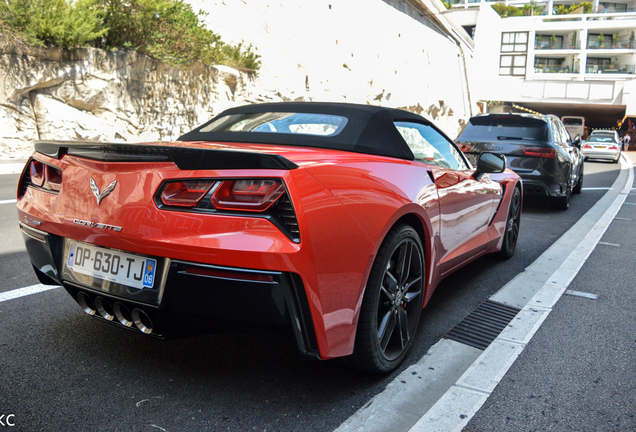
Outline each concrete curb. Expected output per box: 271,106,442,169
409,152,634,432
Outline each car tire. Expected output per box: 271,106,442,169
573,167,584,195
552,188,571,210
498,186,521,259
346,224,424,373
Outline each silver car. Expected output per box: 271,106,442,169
582,130,621,163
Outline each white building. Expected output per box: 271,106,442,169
447,0,636,136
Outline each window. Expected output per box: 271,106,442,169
200,112,348,137
394,122,468,170
501,32,528,52
562,118,583,126
600,2,627,11
457,116,549,142
554,119,570,143
500,32,528,76
500,55,527,76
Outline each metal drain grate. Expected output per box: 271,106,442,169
444,299,520,350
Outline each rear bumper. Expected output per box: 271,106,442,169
582,150,620,161
517,176,567,198
521,181,550,196
20,223,320,359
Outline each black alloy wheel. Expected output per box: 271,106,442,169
499,186,521,259
347,224,424,373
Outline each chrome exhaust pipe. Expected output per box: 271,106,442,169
77,292,96,316
113,302,134,327
95,297,115,321
132,309,153,334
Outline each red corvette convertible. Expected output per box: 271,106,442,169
17,102,521,372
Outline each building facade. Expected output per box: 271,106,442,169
447,0,636,136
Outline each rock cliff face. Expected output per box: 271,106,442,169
0,44,263,159
0,0,474,160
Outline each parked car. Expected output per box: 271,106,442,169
17,102,522,373
456,113,583,210
582,130,621,163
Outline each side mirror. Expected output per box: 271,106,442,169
473,152,506,181
571,136,581,148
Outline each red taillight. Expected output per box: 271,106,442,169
522,147,556,159
583,145,593,149
45,165,63,191
27,160,63,191
609,145,618,150
160,181,215,207
29,160,44,186
211,179,284,212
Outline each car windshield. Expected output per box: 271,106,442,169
562,118,583,125
199,112,348,137
458,116,549,142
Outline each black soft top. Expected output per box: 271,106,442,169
178,102,439,160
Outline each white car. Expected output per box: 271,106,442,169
582,131,621,163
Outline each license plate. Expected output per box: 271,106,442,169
66,242,156,289
595,146,606,149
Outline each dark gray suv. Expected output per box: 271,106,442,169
456,113,583,210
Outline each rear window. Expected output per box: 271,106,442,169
588,134,616,143
562,118,583,126
200,112,348,137
458,116,549,142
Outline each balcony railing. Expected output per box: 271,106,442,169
587,41,636,49
535,41,582,50
537,11,636,22
534,65,577,73
585,64,636,74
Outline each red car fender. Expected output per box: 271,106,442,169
487,170,523,251
298,161,442,357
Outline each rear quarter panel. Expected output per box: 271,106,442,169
302,158,441,310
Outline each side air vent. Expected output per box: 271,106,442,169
273,194,300,243
289,273,319,356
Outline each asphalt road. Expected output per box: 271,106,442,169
466,158,636,432
0,161,621,432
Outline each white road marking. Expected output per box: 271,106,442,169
581,187,612,190
0,199,17,205
564,290,599,300
409,149,634,432
598,241,621,247
0,284,60,303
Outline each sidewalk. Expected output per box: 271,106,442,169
463,152,636,431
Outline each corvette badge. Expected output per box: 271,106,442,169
90,178,117,205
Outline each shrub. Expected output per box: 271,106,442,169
554,1,593,14
0,0,261,72
491,3,523,18
0,0,107,47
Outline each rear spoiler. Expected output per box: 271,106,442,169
34,141,298,171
